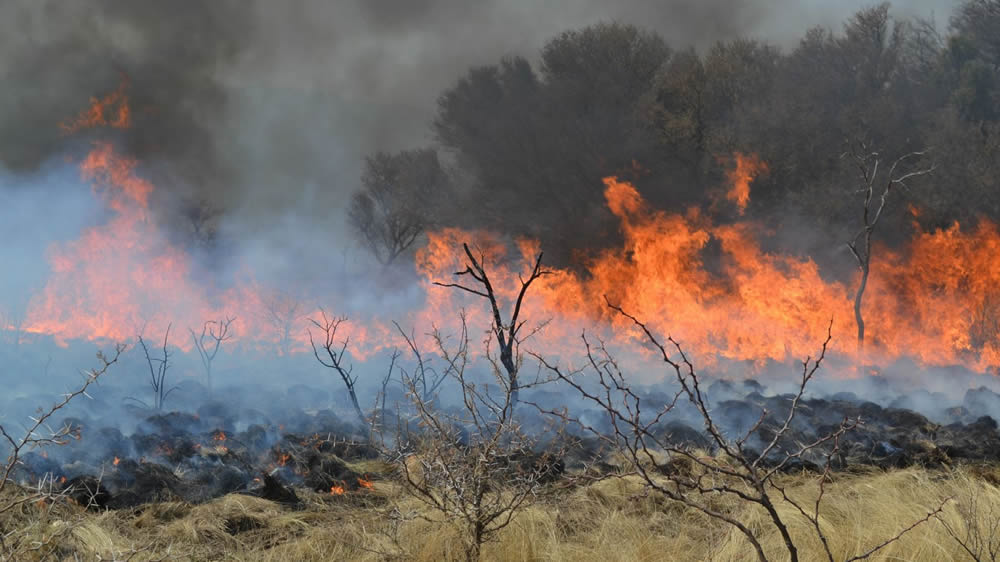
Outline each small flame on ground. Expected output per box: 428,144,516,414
329,483,345,496
358,477,374,490
113,456,120,466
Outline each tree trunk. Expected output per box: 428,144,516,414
854,263,869,377
348,388,366,429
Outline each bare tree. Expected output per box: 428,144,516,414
433,242,548,408
845,143,934,374
382,314,563,561
1,344,124,519
393,321,448,403
535,300,946,562
189,316,235,393
262,290,303,356
938,483,1000,562
374,348,401,432
308,310,366,428
126,325,176,411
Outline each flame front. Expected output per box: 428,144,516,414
15,82,1000,378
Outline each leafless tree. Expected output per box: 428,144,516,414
308,310,366,428
845,142,934,373
534,299,946,562
189,316,235,393
262,290,303,356
433,242,549,408
374,348,401,432
938,485,1000,562
126,325,176,411
393,321,448,403
0,344,124,521
381,313,564,562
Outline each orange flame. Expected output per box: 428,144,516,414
213,431,227,442
358,477,374,490
113,456,120,466
20,81,1000,380
724,152,767,215
329,483,345,496
61,77,131,134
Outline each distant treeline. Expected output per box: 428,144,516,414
349,2,1000,272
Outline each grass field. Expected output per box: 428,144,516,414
3,463,999,561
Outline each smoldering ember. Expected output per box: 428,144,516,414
5,2,1000,562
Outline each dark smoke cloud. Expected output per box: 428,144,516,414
0,0,961,238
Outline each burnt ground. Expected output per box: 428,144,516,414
8,377,1000,510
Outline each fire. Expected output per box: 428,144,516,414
18,81,1000,380
61,77,131,133
329,483,345,496
413,173,1000,375
213,431,227,442
277,453,290,467
358,477,374,490
113,456,120,466
723,152,768,215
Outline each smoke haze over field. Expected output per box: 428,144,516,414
0,0,961,237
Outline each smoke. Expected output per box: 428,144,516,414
0,0,962,240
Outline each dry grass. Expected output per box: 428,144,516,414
3,465,1000,561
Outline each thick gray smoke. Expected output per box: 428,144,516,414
1,0,961,241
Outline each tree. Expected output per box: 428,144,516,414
349,148,449,265
127,325,176,411
434,24,671,265
845,143,934,373
308,310,366,428
189,316,235,393
261,290,303,356
382,314,563,561
535,300,946,562
951,0,1000,68
433,243,548,408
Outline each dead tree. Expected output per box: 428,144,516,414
126,325,176,411
1,345,124,515
393,321,447,403
262,291,303,356
535,300,946,562
373,348,401,432
189,316,235,393
433,242,548,408
308,310,366,428
938,484,1000,562
845,143,934,373
382,313,564,561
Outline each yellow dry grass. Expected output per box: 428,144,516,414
2,465,998,561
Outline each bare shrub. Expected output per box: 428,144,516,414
433,242,549,408
0,345,124,557
381,314,564,561
534,300,946,562
189,316,235,393
308,310,367,428
938,475,1000,562
126,325,175,411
